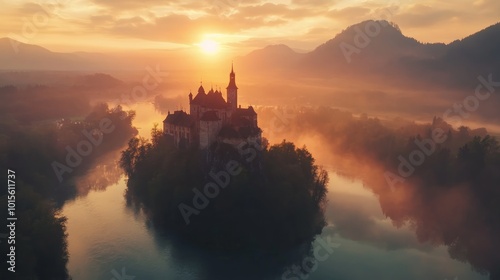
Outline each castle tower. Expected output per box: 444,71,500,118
226,63,238,110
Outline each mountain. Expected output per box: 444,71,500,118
0,38,163,71
237,44,304,74
305,21,448,74
73,73,125,89
0,38,84,70
234,20,500,88
438,22,500,86
236,21,445,74
446,22,500,64
2,20,500,88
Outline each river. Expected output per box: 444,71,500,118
61,103,488,280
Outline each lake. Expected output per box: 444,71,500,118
62,103,488,280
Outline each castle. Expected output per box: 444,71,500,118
163,65,261,149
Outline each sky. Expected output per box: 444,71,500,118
0,0,499,53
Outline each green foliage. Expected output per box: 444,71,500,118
457,135,499,180
0,103,137,280
259,107,500,278
121,133,328,252
0,185,69,280
0,85,91,123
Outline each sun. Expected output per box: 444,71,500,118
199,39,219,54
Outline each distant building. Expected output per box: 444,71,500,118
163,65,261,149
163,110,195,148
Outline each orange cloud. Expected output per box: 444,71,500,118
0,0,498,51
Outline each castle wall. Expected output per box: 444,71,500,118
164,123,193,147
227,89,237,110
199,120,222,149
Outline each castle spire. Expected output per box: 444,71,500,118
226,63,238,110
227,63,237,89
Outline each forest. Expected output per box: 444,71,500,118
259,106,500,278
0,102,137,279
121,127,329,252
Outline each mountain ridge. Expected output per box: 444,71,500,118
238,20,500,88
1,20,499,89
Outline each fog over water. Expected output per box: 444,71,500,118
62,102,489,280
2,10,500,280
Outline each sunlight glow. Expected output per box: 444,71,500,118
199,39,219,54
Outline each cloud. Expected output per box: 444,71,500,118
235,3,321,20
328,6,372,21
87,0,187,11
1,0,499,51
291,0,336,8
97,12,291,44
70,0,334,45
392,4,457,28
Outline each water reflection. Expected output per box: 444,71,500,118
62,102,495,280
73,148,124,197
335,162,500,280
323,170,489,280
149,230,308,280
129,194,320,280
63,170,488,280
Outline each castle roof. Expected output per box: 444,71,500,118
163,110,194,127
191,93,205,104
191,85,228,109
205,90,228,109
229,107,256,129
200,110,220,122
198,85,205,94
226,63,238,90
234,106,256,117
191,85,207,105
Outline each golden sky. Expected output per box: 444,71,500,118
1,0,499,53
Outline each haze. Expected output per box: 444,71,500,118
1,1,500,280
1,0,499,53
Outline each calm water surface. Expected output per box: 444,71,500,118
62,103,488,280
